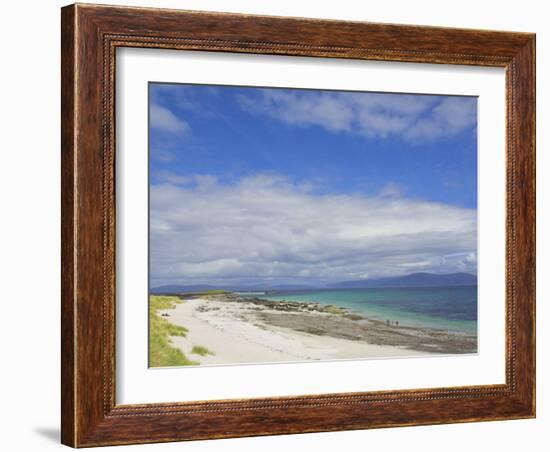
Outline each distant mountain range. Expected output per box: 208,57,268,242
149,283,315,294
150,284,222,294
150,272,476,294
330,272,477,289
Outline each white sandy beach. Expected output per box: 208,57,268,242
160,297,423,366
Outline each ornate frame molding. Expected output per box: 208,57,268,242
61,4,535,447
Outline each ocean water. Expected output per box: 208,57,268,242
256,286,477,335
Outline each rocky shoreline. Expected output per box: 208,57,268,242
175,291,477,356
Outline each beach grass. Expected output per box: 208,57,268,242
149,295,198,367
191,345,215,356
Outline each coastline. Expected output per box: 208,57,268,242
155,292,477,366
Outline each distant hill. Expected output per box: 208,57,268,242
150,283,315,294
151,273,476,294
331,272,477,289
265,284,315,291
150,284,221,294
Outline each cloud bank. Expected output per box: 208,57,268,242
238,90,476,143
150,173,477,287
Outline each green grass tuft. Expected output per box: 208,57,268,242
191,345,215,356
149,295,198,367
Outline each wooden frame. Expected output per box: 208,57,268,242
61,3,535,447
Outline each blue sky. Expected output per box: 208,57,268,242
149,83,478,287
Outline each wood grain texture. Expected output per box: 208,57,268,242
60,5,76,446
60,3,536,447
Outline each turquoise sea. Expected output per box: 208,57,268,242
254,286,477,335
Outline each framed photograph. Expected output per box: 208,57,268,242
61,3,535,447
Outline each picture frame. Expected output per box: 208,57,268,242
61,3,535,447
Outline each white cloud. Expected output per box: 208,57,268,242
151,148,176,162
155,170,192,185
150,103,190,134
378,182,403,198
150,174,477,286
405,97,477,142
238,90,476,143
154,172,220,190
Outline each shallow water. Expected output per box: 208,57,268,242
257,286,477,335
